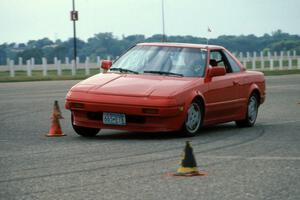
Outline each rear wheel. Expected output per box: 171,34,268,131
236,93,259,127
71,114,100,137
182,100,203,137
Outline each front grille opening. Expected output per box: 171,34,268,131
87,112,102,120
87,112,146,124
127,115,146,124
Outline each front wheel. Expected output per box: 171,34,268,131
182,100,203,137
236,93,259,127
71,114,100,137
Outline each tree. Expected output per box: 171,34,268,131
1,30,300,64
0,44,7,65
17,48,44,64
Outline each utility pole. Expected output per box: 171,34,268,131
161,0,166,42
71,0,78,69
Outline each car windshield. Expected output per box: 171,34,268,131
110,45,207,77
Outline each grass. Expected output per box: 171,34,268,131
0,69,100,82
0,68,300,82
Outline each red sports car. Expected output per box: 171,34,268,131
65,43,265,137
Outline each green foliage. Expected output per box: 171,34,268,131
1,30,300,65
16,48,44,64
0,44,7,64
269,40,300,52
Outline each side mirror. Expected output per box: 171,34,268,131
101,60,112,73
208,66,226,77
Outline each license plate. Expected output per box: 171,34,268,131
103,112,126,125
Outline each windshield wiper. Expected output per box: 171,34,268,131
109,68,139,74
143,70,183,77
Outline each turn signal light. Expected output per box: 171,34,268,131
142,108,159,114
178,106,184,112
70,102,84,109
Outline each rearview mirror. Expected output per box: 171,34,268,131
101,60,112,73
208,66,226,77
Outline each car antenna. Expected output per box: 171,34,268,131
161,0,167,42
207,26,212,45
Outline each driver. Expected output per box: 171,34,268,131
183,53,203,76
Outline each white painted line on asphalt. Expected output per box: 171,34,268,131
248,156,300,161
198,155,241,159
268,84,300,89
261,120,300,126
198,155,300,161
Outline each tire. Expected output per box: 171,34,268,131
71,114,100,137
236,93,259,127
182,100,203,137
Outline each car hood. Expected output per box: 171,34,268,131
71,73,202,97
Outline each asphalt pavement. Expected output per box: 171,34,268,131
0,75,300,200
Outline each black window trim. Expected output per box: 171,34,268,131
209,49,233,73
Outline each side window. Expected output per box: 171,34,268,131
210,51,225,67
223,51,241,73
210,50,232,73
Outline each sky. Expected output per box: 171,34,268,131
0,0,300,44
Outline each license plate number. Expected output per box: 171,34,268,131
103,112,126,125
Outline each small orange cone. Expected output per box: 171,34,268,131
167,141,207,177
46,100,66,137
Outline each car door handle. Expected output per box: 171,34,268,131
233,80,239,85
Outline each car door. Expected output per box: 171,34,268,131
204,49,241,124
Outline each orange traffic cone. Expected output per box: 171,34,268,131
46,100,66,137
168,141,207,177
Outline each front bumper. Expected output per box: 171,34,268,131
65,92,186,132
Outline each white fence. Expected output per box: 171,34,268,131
234,50,300,71
2,56,106,77
1,50,300,77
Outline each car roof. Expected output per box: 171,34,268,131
137,42,224,50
